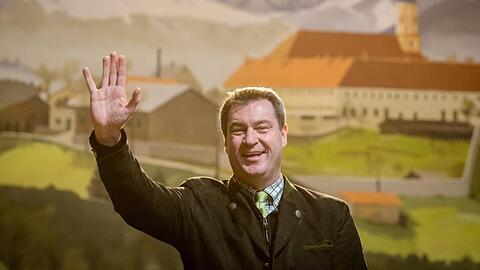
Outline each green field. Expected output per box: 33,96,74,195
0,135,479,263
284,128,469,178
357,196,480,262
0,138,195,198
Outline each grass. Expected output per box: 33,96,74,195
0,137,195,198
283,128,469,178
0,141,95,198
357,196,480,262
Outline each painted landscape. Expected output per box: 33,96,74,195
1,0,480,269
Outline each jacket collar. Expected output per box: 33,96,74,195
226,175,304,257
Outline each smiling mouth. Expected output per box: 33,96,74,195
242,151,265,161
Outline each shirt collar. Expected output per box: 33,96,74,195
235,175,285,211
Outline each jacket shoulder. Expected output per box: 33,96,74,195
180,176,227,194
292,183,349,213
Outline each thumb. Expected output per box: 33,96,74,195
126,87,141,113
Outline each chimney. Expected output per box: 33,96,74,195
156,48,162,78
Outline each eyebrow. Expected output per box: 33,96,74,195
228,119,273,129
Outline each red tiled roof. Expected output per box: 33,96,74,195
224,57,353,88
267,31,422,59
341,59,480,91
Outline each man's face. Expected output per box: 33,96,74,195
224,99,288,187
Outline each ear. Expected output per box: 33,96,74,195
281,124,288,148
223,134,227,153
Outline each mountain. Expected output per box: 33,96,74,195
211,0,480,62
36,0,268,26
210,0,397,32
0,0,292,89
0,0,478,91
418,0,480,62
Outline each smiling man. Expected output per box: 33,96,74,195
84,52,368,269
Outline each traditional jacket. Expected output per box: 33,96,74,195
90,130,368,270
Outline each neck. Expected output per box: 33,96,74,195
235,172,281,190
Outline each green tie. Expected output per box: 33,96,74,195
255,191,269,218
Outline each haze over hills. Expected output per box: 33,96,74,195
0,0,292,89
212,0,480,63
0,0,478,90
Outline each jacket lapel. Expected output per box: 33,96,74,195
226,178,270,257
272,177,303,257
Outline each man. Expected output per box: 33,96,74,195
83,52,368,270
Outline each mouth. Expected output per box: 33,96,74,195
242,151,266,162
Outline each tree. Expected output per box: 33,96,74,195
35,63,57,100
58,60,79,86
461,97,476,123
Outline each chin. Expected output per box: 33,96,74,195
241,166,266,177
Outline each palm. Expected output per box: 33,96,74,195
90,85,130,129
82,53,141,145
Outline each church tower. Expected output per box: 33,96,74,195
395,0,421,55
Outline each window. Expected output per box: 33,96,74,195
424,94,429,100
394,93,400,99
413,112,418,121
56,118,62,125
453,110,458,122
374,109,379,117
362,108,367,116
384,108,390,119
350,108,356,117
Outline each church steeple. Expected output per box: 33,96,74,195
395,0,421,55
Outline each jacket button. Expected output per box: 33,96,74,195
295,209,302,218
263,262,270,269
228,202,237,209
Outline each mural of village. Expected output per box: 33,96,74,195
1,0,480,269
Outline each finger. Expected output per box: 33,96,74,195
109,52,118,86
82,67,97,94
101,55,110,88
126,87,141,112
117,54,127,88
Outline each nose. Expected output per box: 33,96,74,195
244,127,259,146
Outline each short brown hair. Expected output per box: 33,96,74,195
219,87,286,136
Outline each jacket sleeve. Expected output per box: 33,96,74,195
333,203,369,270
89,129,193,248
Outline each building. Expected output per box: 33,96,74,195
339,191,402,224
0,80,49,133
69,76,221,165
223,0,480,137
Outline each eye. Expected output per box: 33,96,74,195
256,125,270,133
230,127,245,135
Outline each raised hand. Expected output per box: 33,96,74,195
82,52,141,146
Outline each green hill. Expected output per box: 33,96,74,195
284,128,469,178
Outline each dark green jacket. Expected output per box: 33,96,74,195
90,131,368,270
